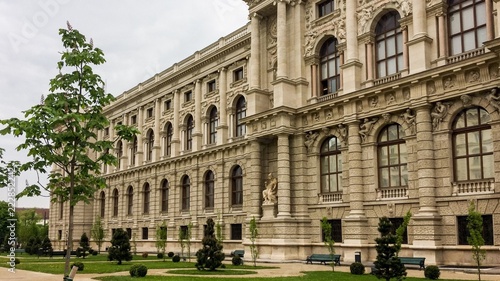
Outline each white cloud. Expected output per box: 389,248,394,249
0,0,249,208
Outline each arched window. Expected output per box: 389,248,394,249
186,115,194,150
99,191,106,218
143,183,150,214
378,124,407,188
231,166,243,206
147,130,154,161
453,107,493,181
181,176,190,211
205,171,215,209
116,141,123,169
131,136,138,166
320,37,340,96
127,186,134,216
375,11,403,78
320,136,343,193
448,0,486,56
160,179,169,213
112,188,119,217
165,123,173,157
235,97,246,137
209,107,218,144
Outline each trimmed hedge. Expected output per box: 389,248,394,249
424,265,440,280
350,262,365,275
129,264,148,277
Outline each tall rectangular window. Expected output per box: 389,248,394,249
457,215,493,245
233,68,244,82
126,228,132,239
321,219,343,243
142,227,148,240
318,0,334,17
231,224,242,240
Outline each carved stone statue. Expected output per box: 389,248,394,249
431,101,449,130
359,118,377,143
263,173,278,205
487,88,500,113
304,131,319,151
401,108,416,134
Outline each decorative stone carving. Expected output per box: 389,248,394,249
403,88,410,100
431,101,450,130
386,93,396,105
337,124,347,144
401,108,416,134
304,131,319,151
427,81,436,95
268,16,277,46
262,173,278,205
243,0,264,8
325,109,333,120
488,63,499,79
359,117,377,143
392,0,412,17
443,76,455,90
468,70,480,83
382,113,391,123
304,18,346,57
357,7,373,34
460,95,472,107
370,96,378,107
487,88,500,113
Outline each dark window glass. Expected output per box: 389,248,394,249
131,115,137,124
164,100,172,110
321,219,343,243
231,224,242,240
143,183,150,214
166,123,173,157
99,191,105,218
126,228,132,239
180,225,189,240
131,136,138,166
378,124,408,188
389,218,408,244
320,136,342,193
235,97,246,137
209,107,218,144
320,38,341,96
112,189,119,217
453,107,493,181
185,91,192,102
457,215,494,245
58,230,62,240
205,171,215,209
231,166,243,206
147,130,154,161
116,141,123,169
234,68,244,82
147,108,153,118
186,116,194,150
161,180,169,213
448,0,486,55
208,80,216,92
142,227,148,240
375,11,403,78
182,176,190,211
127,186,134,216
318,0,335,17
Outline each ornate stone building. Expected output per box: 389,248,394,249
50,0,500,266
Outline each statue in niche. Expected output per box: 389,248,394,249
487,88,500,113
262,173,278,205
431,101,450,130
338,124,347,144
304,131,319,151
359,118,377,143
401,108,416,134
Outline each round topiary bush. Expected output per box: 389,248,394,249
172,254,181,262
232,255,243,266
92,251,98,256
129,264,148,277
167,251,174,258
157,253,164,259
424,265,440,280
142,252,148,258
71,261,84,271
350,262,365,275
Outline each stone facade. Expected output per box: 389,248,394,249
50,0,500,266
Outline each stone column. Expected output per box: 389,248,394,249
311,64,318,98
153,98,161,161
137,106,144,164
408,0,432,73
277,134,291,218
412,105,442,264
412,0,427,37
402,26,409,71
276,0,288,79
341,0,362,93
366,42,374,81
249,140,262,218
218,68,228,144
494,0,500,38
486,0,494,40
294,2,305,79
249,13,262,89
194,80,202,151
172,90,180,157
437,13,447,59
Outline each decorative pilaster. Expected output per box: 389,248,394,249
276,0,288,79
218,68,228,144
341,0,362,93
249,13,262,89
407,0,432,73
172,90,180,157
249,140,262,218
277,134,291,218
194,80,202,151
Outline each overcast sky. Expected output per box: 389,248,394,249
0,0,249,208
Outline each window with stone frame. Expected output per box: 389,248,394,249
457,214,493,245
127,186,134,216
143,183,150,214
147,129,154,161
318,0,335,17
320,136,343,193
58,230,62,240
321,219,343,243
112,188,119,217
131,136,138,166
207,79,217,93
131,115,137,125
184,90,193,102
233,67,244,82
205,170,215,209
448,0,486,56
231,166,243,206
116,140,123,169
179,225,189,240
230,223,242,240
165,123,173,157
181,176,190,211
320,37,341,96
146,107,154,118
186,115,194,151
161,179,169,213
209,107,218,144
99,191,105,218
142,227,148,240
235,96,246,137
378,124,408,189
452,107,493,181
126,228,132,239
164,99,172,111
375,11,404,78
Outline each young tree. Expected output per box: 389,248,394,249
91,216,105,253
320,217,336,271
186,222,193,262
155,221,167,261
0,23,137,277
374,217,407,281
195,218,224,271
18,209,42,249
41,236,53,257
249,216,259,267
395,211,412,253
108,228,132,265
178,227,186,259
78,232,91,258
467,201,486,281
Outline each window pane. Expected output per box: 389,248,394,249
451,36,463,55
387,57,397,75
462,7,475,30
389,145,399,165
469,156,482,180
449,13,461,35
401,165,408,186
396,33,403,52
330,155,337,172
386,36,396,56
483,154,494,178
321,175,329,192
390,166,400,186
477,26,486,46
337,157,342,172
378,61,386,77
466,109,479,126
479,108,490,124
380,168,389,187
476,2,486,25
455,134,466,156
455,114,466,129
463,30,476,52
400,144,407,164
321,63,328,79
388,125,398,141
337,174,343,191
321,157,329,173
397,54,404,71
377,41,386,59
467,131,480,154
456,158,468,181
328,60,336,76
330,175,337,192
481,130,492,153
379,146,388,166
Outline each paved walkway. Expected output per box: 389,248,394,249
3,262,500,281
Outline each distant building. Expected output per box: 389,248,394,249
17,207,49,226
50,0,500,266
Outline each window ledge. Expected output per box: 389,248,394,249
317,192,343,204
452,179,495,196
376,187,408,200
